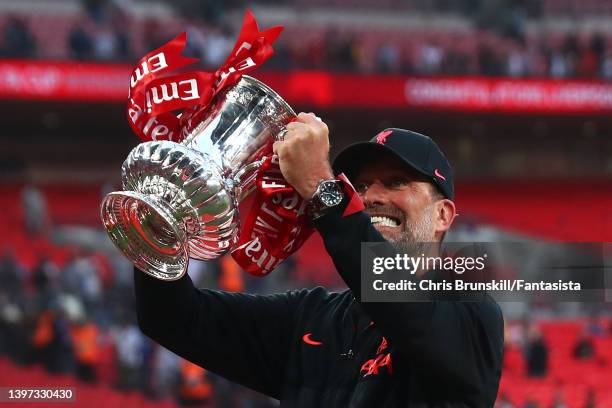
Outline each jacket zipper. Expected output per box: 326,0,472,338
340,298,371,360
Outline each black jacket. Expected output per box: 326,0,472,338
134,204,504,407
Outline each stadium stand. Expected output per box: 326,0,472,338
1,0,612,78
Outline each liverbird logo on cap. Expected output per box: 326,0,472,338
375,130,393,144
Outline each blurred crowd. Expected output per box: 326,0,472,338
1,0,612,79
0,246,296,407
0,186,303,407
504,319,610,380
497,319,612,408
273,31,612,80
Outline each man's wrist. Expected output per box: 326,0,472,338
300,167,335,199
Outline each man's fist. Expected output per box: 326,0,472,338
273,112,334,199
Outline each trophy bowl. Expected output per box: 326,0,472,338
101,75,296,281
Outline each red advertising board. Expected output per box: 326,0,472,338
1,60,612,114
0,60,129,102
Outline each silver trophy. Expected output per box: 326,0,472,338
100,75,296,281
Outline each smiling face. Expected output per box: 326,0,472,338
353,151,452,252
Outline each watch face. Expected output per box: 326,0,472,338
319,181,343,207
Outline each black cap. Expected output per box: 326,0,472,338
332,128,454,200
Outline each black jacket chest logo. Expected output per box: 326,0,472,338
360,336,393,377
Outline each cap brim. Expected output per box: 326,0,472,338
332,141,430,181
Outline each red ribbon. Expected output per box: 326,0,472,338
231,170,365,277
126,10,283,143
231,156,314,276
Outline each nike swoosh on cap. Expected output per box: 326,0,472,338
434,168,446,181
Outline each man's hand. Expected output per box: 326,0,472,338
273,112,334,199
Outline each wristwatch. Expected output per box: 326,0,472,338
307,179,345,220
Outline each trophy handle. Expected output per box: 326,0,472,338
231,157,265,186
228,121,287,194
230,156,266,202
101,191,189,281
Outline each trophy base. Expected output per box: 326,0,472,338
101,191,189,281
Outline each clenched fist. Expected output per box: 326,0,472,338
273,112,334,199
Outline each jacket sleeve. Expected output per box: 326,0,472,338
314,205,504,392
133,267,303,399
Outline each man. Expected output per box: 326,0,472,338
134,113,504,407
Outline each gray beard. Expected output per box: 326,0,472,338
390,206,435,256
